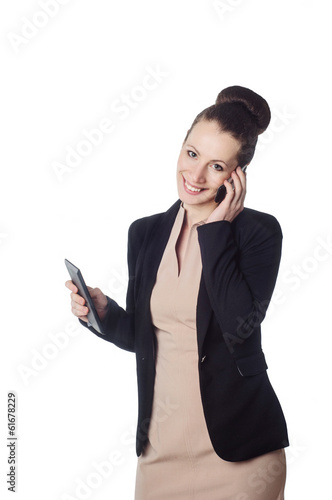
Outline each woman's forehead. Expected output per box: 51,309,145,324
186,120,241,157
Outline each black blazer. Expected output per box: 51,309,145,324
79,199,289,461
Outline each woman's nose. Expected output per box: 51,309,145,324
190,163,206,183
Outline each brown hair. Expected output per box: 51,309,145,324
183,85,271,167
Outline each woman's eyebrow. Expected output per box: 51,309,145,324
186,144,229,168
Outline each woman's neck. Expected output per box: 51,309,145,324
181,201,215,228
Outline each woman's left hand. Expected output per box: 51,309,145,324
206,166,247,224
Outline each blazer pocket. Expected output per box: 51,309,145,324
236,351,268,377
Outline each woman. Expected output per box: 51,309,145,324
66,85,289,499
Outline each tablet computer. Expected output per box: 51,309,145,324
65,258,104,334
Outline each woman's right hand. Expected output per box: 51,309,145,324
65,280,109,323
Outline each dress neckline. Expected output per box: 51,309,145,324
179,201,207,227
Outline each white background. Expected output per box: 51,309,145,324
1,0,331,498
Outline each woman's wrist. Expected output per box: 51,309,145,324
206,215,231,224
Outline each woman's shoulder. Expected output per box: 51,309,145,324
128,199,181,237
129,212,162,230
233,206,283,242
238,206,281,229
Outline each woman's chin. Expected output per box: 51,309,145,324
180,192,215,208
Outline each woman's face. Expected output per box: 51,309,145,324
176,119,242,211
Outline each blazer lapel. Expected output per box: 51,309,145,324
196,275,213,356
137,199,213,356
136,200,180,311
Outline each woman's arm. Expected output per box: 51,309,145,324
197,210,282,356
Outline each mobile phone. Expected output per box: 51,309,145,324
65,258,104,334
214,165,248,204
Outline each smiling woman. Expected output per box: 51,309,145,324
176,120,242,223
66,85,289,500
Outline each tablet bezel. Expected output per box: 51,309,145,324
65,258,105,334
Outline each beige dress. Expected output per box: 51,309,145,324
134,203,286,500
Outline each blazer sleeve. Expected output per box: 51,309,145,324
196,211,282,356
77,219,142,353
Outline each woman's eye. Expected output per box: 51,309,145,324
211,163,223,171
186,151,223,171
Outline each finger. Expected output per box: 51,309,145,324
72,306,89,322
224,179,235,200
236,166,247,187
237,167,247,201
89,287,103,299
87,287,98,297
234,168,247,197
71,301,89,317
87,286,100,298
70,291,85,306
230,171,243,200
65,280,78,293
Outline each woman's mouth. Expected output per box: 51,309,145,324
182,176,207,195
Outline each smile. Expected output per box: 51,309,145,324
183,176,206,194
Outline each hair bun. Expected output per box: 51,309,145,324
215,85,271,135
